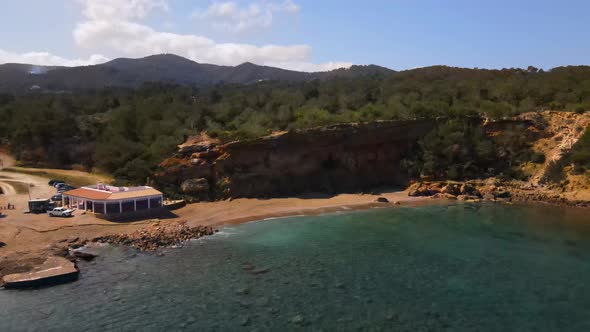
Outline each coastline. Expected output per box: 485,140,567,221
2,161,588,287
1,186,588,287
0,190,433,282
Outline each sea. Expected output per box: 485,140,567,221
1,202,589,331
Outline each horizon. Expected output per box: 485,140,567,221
1,1,590,72
4,52,589,73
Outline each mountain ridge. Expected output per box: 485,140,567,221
0,54,394,93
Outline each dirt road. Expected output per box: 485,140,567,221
0,153,55,211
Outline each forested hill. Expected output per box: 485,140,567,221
0,64,589,184
0,54,393,93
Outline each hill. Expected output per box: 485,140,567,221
0,54,394,93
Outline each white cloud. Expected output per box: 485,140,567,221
77,0,168,20
192,1,300,32
73,19,312,66
0,49,108,67
266,61,354,72
0,0,352,72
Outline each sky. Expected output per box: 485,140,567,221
0,0,589,71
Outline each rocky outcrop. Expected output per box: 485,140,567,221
156,120,437,199
410,179,590,208
92,222,217,251
409,181,483,200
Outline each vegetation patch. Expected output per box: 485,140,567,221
2,66,590,184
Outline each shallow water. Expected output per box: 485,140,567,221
1,203,590,331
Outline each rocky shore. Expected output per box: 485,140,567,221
408,180,590,208
92,222,218,251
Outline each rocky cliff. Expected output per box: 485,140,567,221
155,120,438,199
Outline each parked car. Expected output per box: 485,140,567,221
48,179,64,186
57,185,76,193
47,207,74,217
47,179,63,187
51,194,63,202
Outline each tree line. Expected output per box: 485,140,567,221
0,65,589,184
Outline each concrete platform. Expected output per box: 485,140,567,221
2,256,79,289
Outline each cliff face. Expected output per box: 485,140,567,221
155,120,438,199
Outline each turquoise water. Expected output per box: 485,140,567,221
1,203,590,331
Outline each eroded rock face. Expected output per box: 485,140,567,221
156,120,438,198
179,177,210,201
181,178,210,194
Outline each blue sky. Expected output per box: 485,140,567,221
0,0,588,71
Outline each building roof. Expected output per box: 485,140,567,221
63,185,162,201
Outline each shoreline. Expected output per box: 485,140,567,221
2,174,589,288
1,188,587,288
0,190,432,282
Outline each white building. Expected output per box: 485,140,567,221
62,184,163,215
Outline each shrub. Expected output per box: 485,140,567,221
531,152,546,164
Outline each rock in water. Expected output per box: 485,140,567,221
72,251,97,261
375,197,389,203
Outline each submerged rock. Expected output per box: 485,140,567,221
251,267,271,274
239,315,251,326
290,315,305,325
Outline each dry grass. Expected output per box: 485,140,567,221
2,167,112,187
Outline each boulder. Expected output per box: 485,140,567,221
441,184,460,196
431,193,458,200
457,195,481,201
494,191,512,198
180,178,210,194
374,197,389,203
483,193,495,201
0,241,6,248
408,184,439,197
460,183,478,196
